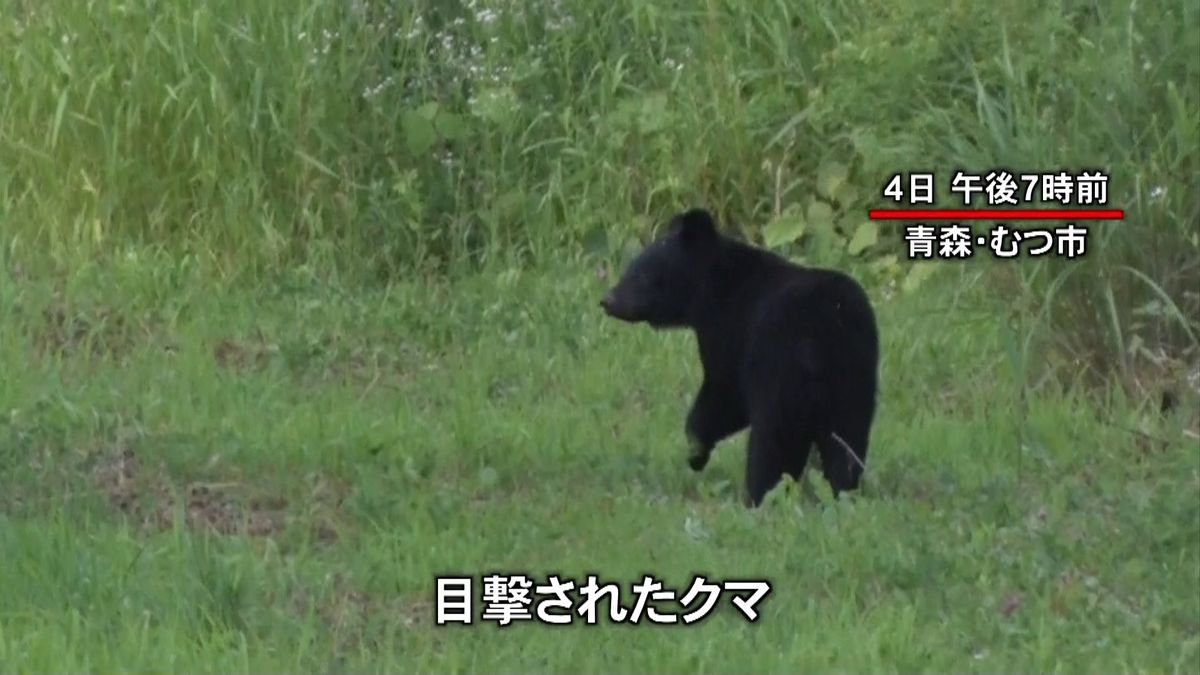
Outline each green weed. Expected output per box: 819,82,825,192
1,0,1197,671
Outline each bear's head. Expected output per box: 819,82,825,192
600,207,720,329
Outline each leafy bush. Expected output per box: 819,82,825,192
1,0,1196,391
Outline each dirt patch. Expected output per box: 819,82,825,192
27,294,176,363
213,331,274,373
91,445,289,538
35,303,129,359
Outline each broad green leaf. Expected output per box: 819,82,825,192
836,184,861,210
816,159,849,201
762,209,807,249
806,199,835,230
847,221,878,255
850,129,878,160
435,112,470,141
402,111,437,156
869,253,899,274
902,261,939,293
416,101,440,119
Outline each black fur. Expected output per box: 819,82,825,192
601,208,880,507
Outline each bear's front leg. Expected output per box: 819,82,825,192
685,378,748,472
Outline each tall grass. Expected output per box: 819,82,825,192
2,0,1198,386
1,2,1198,669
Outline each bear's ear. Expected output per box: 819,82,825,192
671,208,718,247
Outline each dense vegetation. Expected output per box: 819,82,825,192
1,0,1197,671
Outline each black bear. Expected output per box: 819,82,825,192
600,207,880,507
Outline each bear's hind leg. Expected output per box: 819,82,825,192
743,421,799,508
816,417,871,496
780,434,816,483
742,372,819,507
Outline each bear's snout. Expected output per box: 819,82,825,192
600,291,617,314
600,290,636,321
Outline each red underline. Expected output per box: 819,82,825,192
868,209,1124,220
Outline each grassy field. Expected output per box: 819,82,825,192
1,255,1194,672
2,0,1199,672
